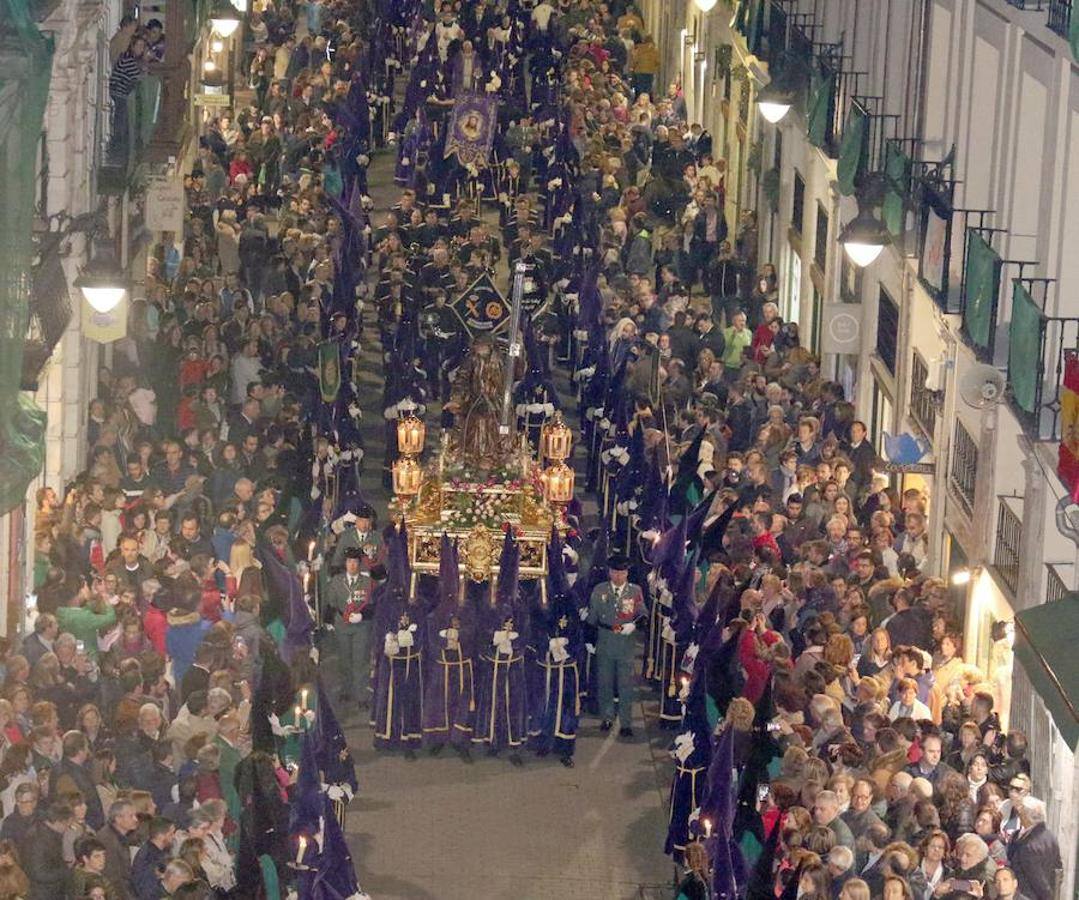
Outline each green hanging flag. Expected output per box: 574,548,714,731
807,67,834,148
1071,4,1079,64
746,0,765,55
1008,281,1044,415
836,103,868,195
318,341,342,404
882,141,912,236
0,0,53,517
962,229,1001,352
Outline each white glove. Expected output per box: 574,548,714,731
619,622,636,636
578,607,589,621
397,625,416,648
661,621,676,643
548,636,569,662
384,634,399,657
348,613,364,624
324,623,335,632
585,642,596,655
310,554,324,572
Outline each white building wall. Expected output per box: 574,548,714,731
0,0,112,636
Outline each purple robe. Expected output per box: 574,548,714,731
372,601,425,749
528,608,581,758
421,603,476,746
470,607,528,751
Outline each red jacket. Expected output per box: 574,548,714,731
143,605,168,656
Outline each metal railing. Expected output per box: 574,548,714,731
949,420,978,517
1047,0,1073,37
1007,277,1079,441
1005,0,1045,8
909,352,938,437
993,497,1023,597
1046,563,1070,603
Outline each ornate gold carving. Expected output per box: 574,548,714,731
461,525,496,582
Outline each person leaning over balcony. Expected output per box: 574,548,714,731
107,35,147,161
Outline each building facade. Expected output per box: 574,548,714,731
644,0,1078,893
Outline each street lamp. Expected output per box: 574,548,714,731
75,257,127,313
757,81,792,124
840,204,890,267
694,0,719,11
210,0,241,37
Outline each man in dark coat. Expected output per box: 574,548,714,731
96,798,139,900
24,801,74,900
49,731,106,830
1006,798,1062,900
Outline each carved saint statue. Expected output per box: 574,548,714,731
445,335,512,471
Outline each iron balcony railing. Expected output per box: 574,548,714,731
949,420,978,518
1005,277,1079,441
993,497,1023,597
1046,563,1070,603
1047,0,1073,38
909,352,938,437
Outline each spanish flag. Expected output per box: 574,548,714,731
1059,351,1079,499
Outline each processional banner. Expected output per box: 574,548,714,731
444,92,498,169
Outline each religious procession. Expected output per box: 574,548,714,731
8,0,1066,897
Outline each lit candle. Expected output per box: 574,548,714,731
308,540,316,561
295,705,302,728
296,835,307,865
303,572,310,595
703,818,712,839
300,688,309,711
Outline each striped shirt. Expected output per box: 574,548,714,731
108,50,143,99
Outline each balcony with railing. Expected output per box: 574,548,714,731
1046,562,1072,603
1004,278,1079,441
1047,0,1073,37
97,75,163,193
909,352,938,437
993,496,1023,597
949,420,979,518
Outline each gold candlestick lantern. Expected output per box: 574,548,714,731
540,412,573,461
392,456,423,496
543,462,575,504
396,413,426,456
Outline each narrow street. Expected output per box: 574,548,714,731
335,143,676,900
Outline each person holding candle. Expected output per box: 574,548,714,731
588,554,645,738
325,549,376,707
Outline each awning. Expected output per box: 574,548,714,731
1013,594,1079,751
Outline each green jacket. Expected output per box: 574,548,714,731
331,527,385,569
588,581,645,658
56,604,116,659
324,572,374,628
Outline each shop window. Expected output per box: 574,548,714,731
791,171,804,235
876,287,899,374
814,203,829,272
949,420,978,517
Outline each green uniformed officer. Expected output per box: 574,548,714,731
588,554,645,737
331,503,385,571
325,548,376,705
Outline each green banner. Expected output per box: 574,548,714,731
318,341,342,404
836,103,868,196
882,141,912,236
962,230,1001,351
807,66,834,148
1071,4,1079,65
1008,281,1044,415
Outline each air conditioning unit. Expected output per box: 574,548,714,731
923,357,948,393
